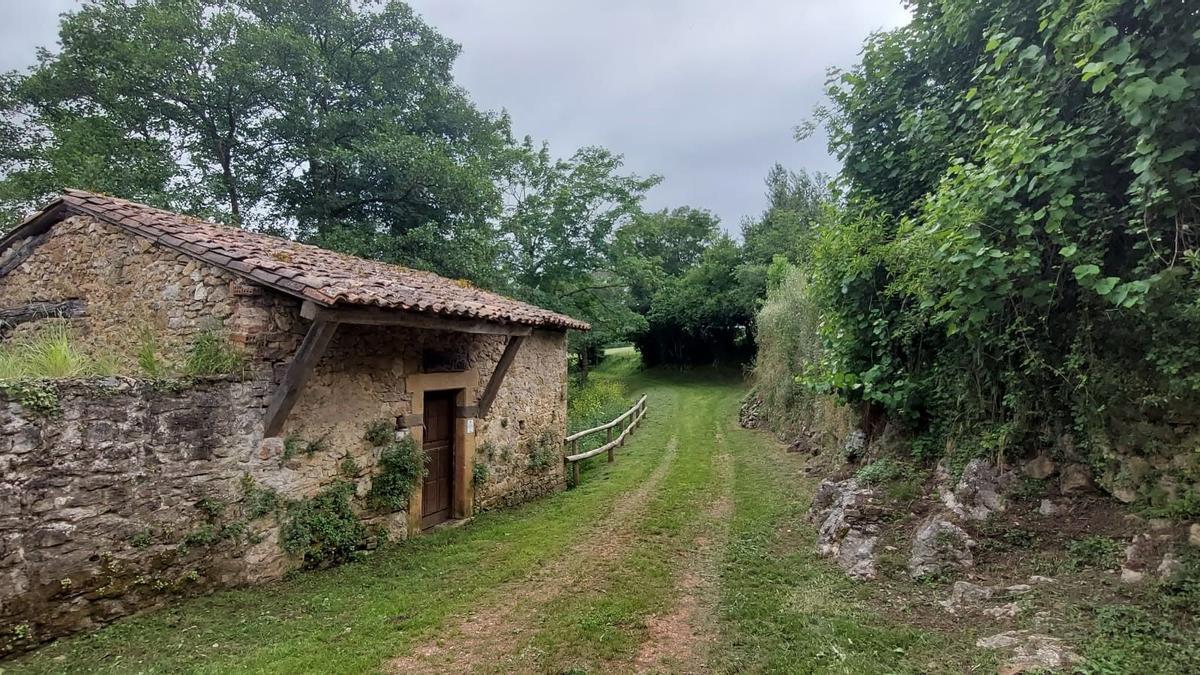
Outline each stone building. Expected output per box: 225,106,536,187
0,189,587,652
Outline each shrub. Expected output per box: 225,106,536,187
363,419,393,447
281,482,366,568
367,437,426,511
854,458,905,485
183,328,242,376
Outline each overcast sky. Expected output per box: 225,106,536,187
0,0,909,231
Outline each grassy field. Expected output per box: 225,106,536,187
6,350,987,674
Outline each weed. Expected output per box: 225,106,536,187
1067,535,1124,570
283,434,329,461
339,455,360,478
0,380,61,416
854,458,904,484
135,326,167,378
363,419,393,447
367,437,426,511
130,530,153,549
241,475,280,520
196,497,226,520
473,462,490,485
183,328,242,377
527,430,559,473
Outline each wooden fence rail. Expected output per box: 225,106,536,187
563,394,648,484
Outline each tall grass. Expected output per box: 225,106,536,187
567,377,632,454
0,324,119,380
750,266,852,447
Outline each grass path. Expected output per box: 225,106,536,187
6,357,985,674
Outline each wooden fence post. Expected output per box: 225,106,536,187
606,426,614,462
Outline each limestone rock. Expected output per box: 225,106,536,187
810,478,882,580
909,514,974,579
976,630,1079,674
1158,551,1183,581
939,458,1011,521
983,602,1021,619
1023,455,1056,480
1190,523,1200,548
1059,464,1095,494
1120,567,1146,584
939,580,992,613
1038,499,1059,516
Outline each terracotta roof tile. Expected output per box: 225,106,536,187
5,189,589,331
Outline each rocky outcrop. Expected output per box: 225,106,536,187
810,478,882,580
738,394,763,429
939,459,1012,521
909,514,975,579
976,630,1080,674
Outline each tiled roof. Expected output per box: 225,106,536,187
2,189,589,331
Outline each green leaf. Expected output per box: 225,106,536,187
1073,264,1101,281
1094,276,1119,295
1059,244,1078,258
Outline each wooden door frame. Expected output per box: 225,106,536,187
404,370,479,537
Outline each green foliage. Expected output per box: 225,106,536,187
0,324,118,381
750,264,827,437
567,377,629,434
1066,535,1124,570
1081,601,1200,673
195,497,226,521
472,462,490,485
781,0,1200,469
135,326,167,379
854,458,905,485
367,437,426,511
339,456,360,479
130,530,153,550
183,329,242,377
363,419,394,447
0,380,61,416
241,475,280,521
636,236,759,366
281,482,366,568
282,434,329,461
526,431,560,473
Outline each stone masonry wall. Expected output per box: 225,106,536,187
0,215,571,653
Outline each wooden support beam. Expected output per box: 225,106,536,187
477,335,525,418
263,319,339,437
301,300,532,337
0,298,86,337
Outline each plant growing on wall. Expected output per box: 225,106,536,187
367,437,427,511
280,482,366,568
363,419,393,447
183,329,243,377
526,430,560,473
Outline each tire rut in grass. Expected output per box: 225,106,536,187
630,429,734,674
385,435,680,674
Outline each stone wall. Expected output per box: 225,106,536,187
0,377,278,654
0,215,571,653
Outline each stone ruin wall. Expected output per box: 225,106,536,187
0,214,569,653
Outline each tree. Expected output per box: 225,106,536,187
801,0,1200,467
497,139,659,372
740,165,832,266
636,236,758,367
0,0,510,281
612,206,720,314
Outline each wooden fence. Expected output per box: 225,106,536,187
563,394,648,484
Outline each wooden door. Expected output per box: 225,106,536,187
421,390,456,529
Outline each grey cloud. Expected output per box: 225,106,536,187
0,0,910,230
